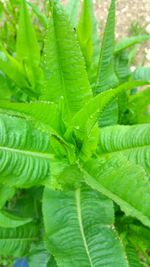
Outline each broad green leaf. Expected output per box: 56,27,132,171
0,114,52,188
115,35,150,54
0,223,38,257
133,67,150,82
0,101,76,161
98,123,150,174
16,0,42,94
77,0,93,73
0,186,15,208
43,186,128,267
42,0,92,119
84,155,150,228
0,210,32,228
28,242,56,267
66,0,80,27
95,0,119,93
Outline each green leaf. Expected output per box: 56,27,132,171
0,223,38,257
95,0,119,93
115,35,150,54
65,81,148,143
0,100,76,161
84,155,150,228
114,51,131,83
98,123,150,175
133,67,150,82
0,210,32,228
128,224,150,249
0,50,31,94
125,87,150,124
94,0,119,125
125,244,142,267
77,0,93,73
0,100,62,134
43,186,128,267
0,72,11,100
66,0,80,27
16,0,42,94
27,1,48,28
0,114,52,188
17,0,40,64
28,242,55,267
42,0,92,119
0,186,15,209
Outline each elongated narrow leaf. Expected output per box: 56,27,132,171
16,0,42,94
95,0,118,93
94,0,119,126
27,2,48,28
66,0,80,27
43,186,128,267
0,223,38,257
17,0,40,64
0,210,32,228
77,0,93,73
115,35,150,54
98,123,150,174
0,114,52,188
42,0,92,119
84,155,150,228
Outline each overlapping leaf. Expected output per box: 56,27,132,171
98,123,150,174
42,0,92,119
0,210,32,228
43,186,128,267
16,0,42,94
95,0,118,93
0,223,38,257
84,155,150,228
0,114,52,188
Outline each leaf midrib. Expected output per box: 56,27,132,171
75,188,94,267
0,146,54,160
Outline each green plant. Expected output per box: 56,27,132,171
0,0,150,266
